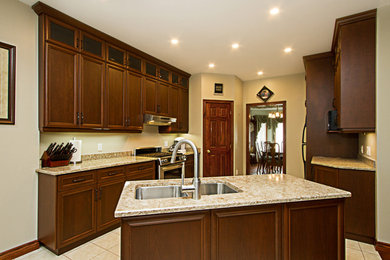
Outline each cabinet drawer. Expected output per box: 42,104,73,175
97,166,125,183
128,170,155,181
58,171,96,191
126,161,155,173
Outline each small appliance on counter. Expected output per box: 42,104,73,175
169,137,186,153
41,142,77,167
70,138,82,164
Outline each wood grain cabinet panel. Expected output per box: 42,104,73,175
338,169,375,243
143,77,157,114
211,205,282,260
126,161,156,181
121,211,210,260
105,64,126,129
333,11,376,132
80,55,104,128
45,44,78,128
185,154,194,178
156,82,169,116
314,165,338,187
126,71,143,129
58,185,96,247
283,200,344,260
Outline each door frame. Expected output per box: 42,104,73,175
246,101,287,175
203,99,234,177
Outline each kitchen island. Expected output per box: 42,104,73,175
115,174,350,260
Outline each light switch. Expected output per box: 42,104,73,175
98,143,103,152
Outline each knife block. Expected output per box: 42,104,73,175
41,151,70,168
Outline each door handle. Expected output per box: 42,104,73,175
207,150,211,153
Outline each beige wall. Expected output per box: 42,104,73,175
40,127,179,155
376,4,390,244
358,133,377,160
0,0,39,252
183,73,243,176
242,73,306,178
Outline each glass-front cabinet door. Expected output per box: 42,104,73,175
81,32,104,59
158,67,170,82
145,62,157,78
47,17,78,50
127,54,142,73
107,44,125,67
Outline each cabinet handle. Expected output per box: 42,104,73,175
94,189,98,201
76,38,79,48
332,98,336,109
138,167,148,170
72,177,85,183
157,105,161,113
108,172,118,176
76,112,80,125
81,113,84,125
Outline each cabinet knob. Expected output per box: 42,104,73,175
207,150,211,153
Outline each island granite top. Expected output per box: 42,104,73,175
115,174,351,218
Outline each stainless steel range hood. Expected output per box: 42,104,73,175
144,114,177,126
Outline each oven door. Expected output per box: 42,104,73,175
159,162,185,179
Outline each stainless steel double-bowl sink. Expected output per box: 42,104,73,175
135,182,240,200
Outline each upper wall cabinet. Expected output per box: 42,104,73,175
33,2,190,132
332,10,376,132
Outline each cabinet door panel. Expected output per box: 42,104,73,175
121,211,210,260
47,17,78,49
157,82,169,116
80,55,104,128
45,44,78,128
314,165,338,187
105,64,126,129
179,88,189,132
211,205,282,260
81,32,104,59
58,186,96,247
144,77,157,114
127,72,143,129
107,45,125,66
185,154,194,178
97,180,124,231
338,169,375,240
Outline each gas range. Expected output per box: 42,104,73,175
135,147,186,166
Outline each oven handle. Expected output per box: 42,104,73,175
160,163,184,172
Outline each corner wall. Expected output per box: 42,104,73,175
0,0,39,252
242,73,306,178
376,4,390,244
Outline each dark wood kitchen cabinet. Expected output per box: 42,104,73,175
332,10,376,132
34,2,190,132
45,44,78,128
313,165,375,243
121,199,345,260
80,55,104,128
105,64,126,129
185,154,194,178
178,88,189,132
38,161,155,255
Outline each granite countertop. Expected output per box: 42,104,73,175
115,174,351,218
36,156,157,176
311,156,375,171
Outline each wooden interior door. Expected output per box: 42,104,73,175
203,100,233,177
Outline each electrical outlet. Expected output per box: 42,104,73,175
235,169,239,175
98,143,103,152
361,145,364,154
164,141,169,147
366,146,371,156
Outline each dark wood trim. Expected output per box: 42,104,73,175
245,101,286,175
331,9,377,51
376,241,390,260
303,52,333,69
0,41,16,125
32,1,190,78
202,99,234,177
0,240,40,260
41,127,142,133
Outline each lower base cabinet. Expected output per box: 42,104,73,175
120,199,345,260
38,161,155,255
313,165,375,243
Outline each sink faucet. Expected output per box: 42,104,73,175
171,139,201,200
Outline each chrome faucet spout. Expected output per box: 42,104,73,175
170,139,201,200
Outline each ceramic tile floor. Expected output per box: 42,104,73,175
16,229,382,260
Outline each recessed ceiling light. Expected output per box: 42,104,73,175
232,43,239,49
208,63,215,68
257,71,264,76
284,47,292,53
270,7,280,15
171,38,179,45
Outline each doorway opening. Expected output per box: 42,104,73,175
246,101,286,175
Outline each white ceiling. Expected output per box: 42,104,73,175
20,0,388,81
